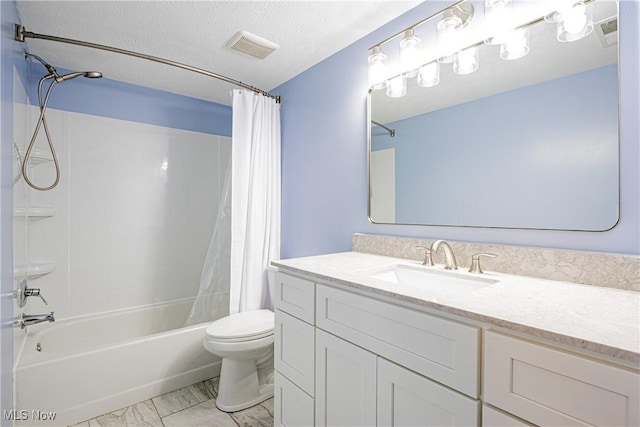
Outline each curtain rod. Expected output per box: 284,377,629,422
371,120,395,137
15,24,281,104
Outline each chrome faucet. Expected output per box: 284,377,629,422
14,312,55,329
430,240,458,270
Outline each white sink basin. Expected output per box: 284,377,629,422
367,264,498,298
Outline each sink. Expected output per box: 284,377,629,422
366,264,498,298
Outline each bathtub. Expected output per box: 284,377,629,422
15,298,221,426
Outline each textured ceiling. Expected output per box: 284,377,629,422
16,1,422,106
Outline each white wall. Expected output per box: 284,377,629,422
12,67,29,384
14,106,230,321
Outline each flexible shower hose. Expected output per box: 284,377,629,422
21,74,62,191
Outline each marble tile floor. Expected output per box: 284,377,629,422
70,377,274,427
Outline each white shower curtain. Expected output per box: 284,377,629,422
230,90,281,314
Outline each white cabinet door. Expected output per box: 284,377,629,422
274,372,314,427
315,329,376,427
275,309,315,395
485,331,640,427
377,358,480,427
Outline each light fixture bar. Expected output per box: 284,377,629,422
368,0,468,51
379,12,550,83
369,0,598,54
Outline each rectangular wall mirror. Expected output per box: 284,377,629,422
368,0,619,231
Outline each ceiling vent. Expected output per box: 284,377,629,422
227,31,279,60
596,18,618,48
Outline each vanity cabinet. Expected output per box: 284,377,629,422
274,268,640,427
484,331,640,427
274,271,482,427
273,272,316,427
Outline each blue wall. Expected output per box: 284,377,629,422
277,1,640,257
25,62,232,137
372,65,619,230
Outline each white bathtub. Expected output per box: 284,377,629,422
15,298,221,426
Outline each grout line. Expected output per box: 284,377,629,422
230,413,242,427
149,398,165,427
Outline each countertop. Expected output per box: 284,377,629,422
272,251,640,365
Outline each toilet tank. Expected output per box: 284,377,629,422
265,265,278,311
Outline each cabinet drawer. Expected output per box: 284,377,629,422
484,331,640,427
274,371,314,427
273,272,315,324
316,284,480,397
482,405,532,427
275,309,315,396
378,358,480,427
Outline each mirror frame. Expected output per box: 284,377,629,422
367,1,621,231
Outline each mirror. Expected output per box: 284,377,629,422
369,0,619,230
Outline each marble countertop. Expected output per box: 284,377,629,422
272,251,640,365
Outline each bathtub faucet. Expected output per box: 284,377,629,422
14,312,55,329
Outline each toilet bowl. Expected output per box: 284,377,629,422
203,267,277,412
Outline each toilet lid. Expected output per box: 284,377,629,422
205,309,274,341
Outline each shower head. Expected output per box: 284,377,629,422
57,71,103,82
25,52,102,82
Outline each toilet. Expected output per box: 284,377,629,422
203,267,276,412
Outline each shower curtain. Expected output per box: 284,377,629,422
230,90,281,314
185,157,232,326
186,90,280,324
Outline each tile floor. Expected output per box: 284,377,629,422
70,377,274,427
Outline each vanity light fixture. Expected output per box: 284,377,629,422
437,3,474,63
417,61,440,87
386,73,407,98
368,46,388,90
500,28,530,60
368,0,601,98
454,46,479,74
484,0,514,45
545,1,594,42
399,29,421,78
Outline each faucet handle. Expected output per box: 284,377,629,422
468,253,498,274
24,288,47,305
414,246,434,266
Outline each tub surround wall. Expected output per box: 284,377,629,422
353,234,640,292
1,1,27,421
12,67,30,370
15,106,230,321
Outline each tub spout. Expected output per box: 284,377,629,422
14,312,55,329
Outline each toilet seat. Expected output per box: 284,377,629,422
205,309,274,343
